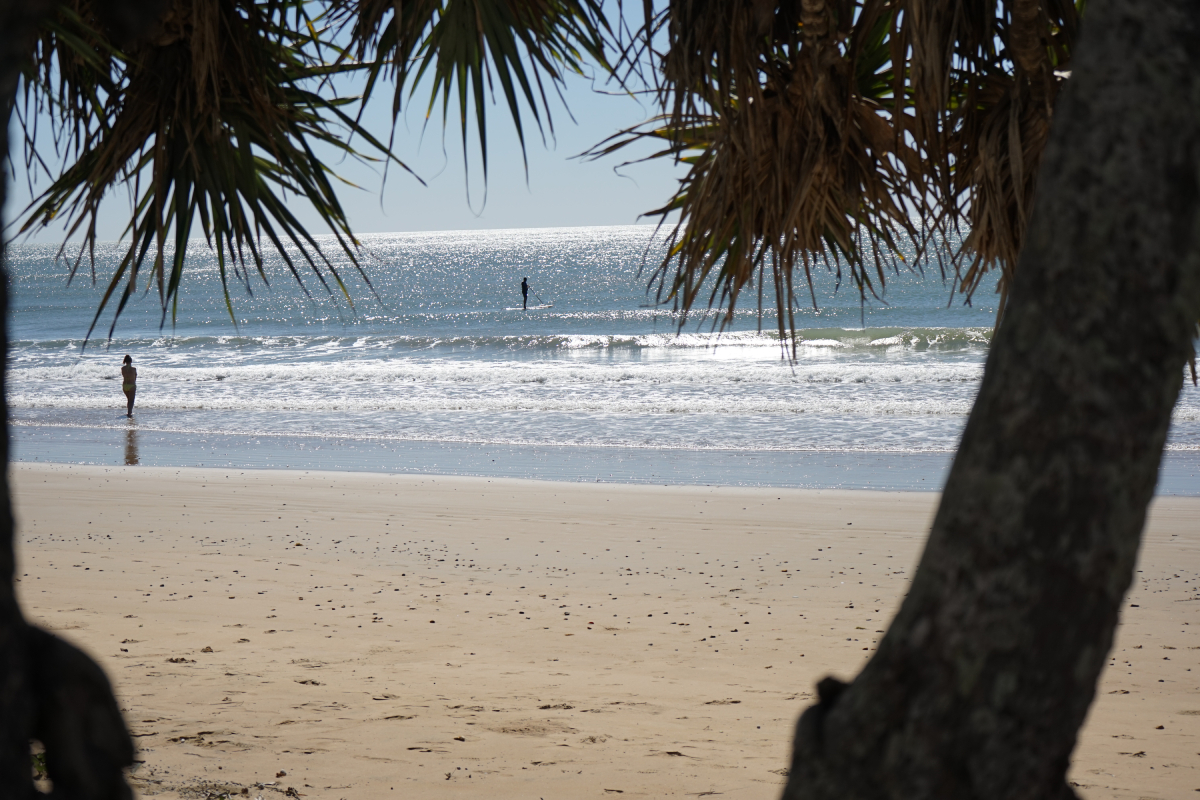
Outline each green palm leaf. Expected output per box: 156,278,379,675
20,0,410,345
334,0,614,182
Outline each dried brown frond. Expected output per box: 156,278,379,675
614,0,1083,339
938,0,1079,317
594,0,924,349
653,78,923,348
872,0,1079,315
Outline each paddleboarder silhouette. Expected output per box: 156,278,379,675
521,277,529,310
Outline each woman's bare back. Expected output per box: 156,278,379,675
121,361,137,417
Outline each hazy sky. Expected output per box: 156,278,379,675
9,65,686,245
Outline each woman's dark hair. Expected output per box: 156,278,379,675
123,355,132,365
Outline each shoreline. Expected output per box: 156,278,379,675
13,426,1200,494
11,424,957,491
13,463,1200,799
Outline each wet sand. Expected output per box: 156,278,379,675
12,464,1200,799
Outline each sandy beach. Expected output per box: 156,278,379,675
12,463,1200,799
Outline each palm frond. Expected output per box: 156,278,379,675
937,0,1079,315
613,0,1082,340
597,0,929,350
19,1,121,218
21,0,408,344
333,0,614,181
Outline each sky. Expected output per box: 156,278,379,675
9,61,687,245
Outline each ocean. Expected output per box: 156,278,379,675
8,225,1199,492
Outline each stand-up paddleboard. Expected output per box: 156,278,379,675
506,303,554,310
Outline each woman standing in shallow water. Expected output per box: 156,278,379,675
121,355,136,417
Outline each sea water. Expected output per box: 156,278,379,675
8,226,1199,491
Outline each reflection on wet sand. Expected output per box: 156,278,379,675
124,427,139,466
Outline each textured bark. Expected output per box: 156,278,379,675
0,1,137,798
782,1,1200,798
1008,0,1049,78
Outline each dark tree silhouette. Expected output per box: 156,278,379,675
0,5,166,798
782,1,1200,795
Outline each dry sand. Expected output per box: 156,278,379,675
12,463,1200,799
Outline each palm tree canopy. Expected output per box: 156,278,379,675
18,0,1080,343
596,0,1080,346
19,0,613,341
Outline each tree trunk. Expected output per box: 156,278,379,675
782,0,1200,797
1007,0,1049,79
0,0,40,790
0,1,136,798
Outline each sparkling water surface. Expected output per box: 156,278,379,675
9,225,1199,489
